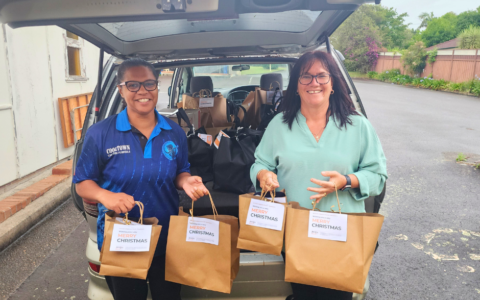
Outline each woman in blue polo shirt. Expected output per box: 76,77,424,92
74,58,208,300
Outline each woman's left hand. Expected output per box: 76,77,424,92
183,176,209,201
307,171,347,203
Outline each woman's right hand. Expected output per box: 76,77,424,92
98,190,135,214
257,170,280,191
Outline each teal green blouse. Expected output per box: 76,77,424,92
250,111,387,213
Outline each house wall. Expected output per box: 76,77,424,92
0,24,106,187
374,50,480,83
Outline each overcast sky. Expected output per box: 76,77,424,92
381,0,480,29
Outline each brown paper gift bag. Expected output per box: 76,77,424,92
240,87,285,129
99,202,162,280
180,89,230,128
241,88,262,129
237,190,287,255
165,195,240,294
284,188,384,294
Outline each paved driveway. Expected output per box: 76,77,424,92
1,80,479,300
355,80,480,299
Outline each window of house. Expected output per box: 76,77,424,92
65,31,87,81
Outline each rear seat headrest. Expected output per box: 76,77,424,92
260,73,283,91
190,76,214,95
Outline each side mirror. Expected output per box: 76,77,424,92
168,86,172,96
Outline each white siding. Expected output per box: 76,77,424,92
0,25,106,186
5,26,57,177
0,27,17,186
45,26,102,160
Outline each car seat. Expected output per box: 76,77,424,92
260,73,283,91
189,76,220,97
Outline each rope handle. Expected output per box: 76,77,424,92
311,182,342,214
259,186,276,203
268,81,282,91
193,89,213,98
190,192,218,221
124,201,144,225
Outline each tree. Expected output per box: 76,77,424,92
458,25,480,49
421,12,458,47
417,12,434,31
456,6,480,33
332,8,382,73
401,41,427,76
359,5,412,49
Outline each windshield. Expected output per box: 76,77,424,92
192,64,290,94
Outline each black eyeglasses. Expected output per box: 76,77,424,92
298,74,331,85
119,80,159,92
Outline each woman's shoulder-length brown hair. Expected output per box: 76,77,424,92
280,50,359,129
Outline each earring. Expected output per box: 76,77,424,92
295,91,299,95
331,90,335,95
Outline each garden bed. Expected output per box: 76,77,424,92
350,69,480,98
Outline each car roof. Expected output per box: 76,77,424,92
0,0,375,59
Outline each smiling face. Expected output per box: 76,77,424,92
297,59,333,109
117,66,158,116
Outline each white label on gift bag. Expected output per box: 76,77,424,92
266,90,282,105
308,211,347,242
186,217,220,245
110,224,152,252
198,133,212,145
199,97,214,108
245,199,285,231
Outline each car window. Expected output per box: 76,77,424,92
99,11,322,42
192,64,289,95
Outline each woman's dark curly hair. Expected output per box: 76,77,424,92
281,51,359,129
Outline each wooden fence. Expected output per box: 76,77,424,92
374,49,480,83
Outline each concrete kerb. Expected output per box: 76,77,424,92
0,180,72,253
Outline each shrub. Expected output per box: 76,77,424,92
471,76,480,96
447,82,462,92
426,48,438,65
458,25,480,49
376,69,401,82
369,68,480,97
401,41,427,76
367,71,378,79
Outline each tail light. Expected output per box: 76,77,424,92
89,262,101,273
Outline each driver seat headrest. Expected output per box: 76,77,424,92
260,73,283,91
190,76,214,95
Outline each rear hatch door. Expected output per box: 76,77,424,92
1,0,375,59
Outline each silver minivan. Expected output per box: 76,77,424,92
0,1,385,299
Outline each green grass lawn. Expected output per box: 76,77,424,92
348,71,369,79
240,66,287,75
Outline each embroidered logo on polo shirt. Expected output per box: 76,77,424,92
162,141,178,160
106,145,131,157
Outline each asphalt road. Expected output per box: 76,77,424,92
1,80,479,300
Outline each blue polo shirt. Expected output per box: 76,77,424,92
73,108,190,256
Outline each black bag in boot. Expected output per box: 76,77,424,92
213,127,263,194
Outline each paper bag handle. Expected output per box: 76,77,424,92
124,201,144,225
190,193,218,220
269,82,281,91
312,183,342,214
260,187,275,203
193,89,212,98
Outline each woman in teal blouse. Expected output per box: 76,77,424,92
250,51,387,299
